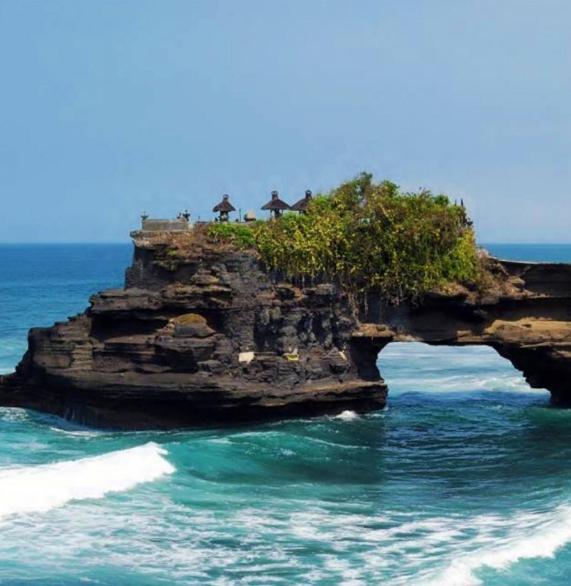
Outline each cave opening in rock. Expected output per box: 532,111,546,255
376,342,550,401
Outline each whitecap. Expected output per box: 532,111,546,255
0,442,174,519
335,410,360,422
428,505,571,585
48,426,102,438
0,407,30,422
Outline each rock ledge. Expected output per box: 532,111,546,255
1,239,571,428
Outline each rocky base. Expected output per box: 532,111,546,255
1,236,571,429
0,374,385,429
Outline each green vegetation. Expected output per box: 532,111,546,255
207,222,257,248
207,173,481,302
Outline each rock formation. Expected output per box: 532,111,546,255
1,235,570,429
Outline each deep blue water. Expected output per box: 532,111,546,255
483,243,571,263
0,243,570,585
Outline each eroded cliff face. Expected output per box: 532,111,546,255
1,238,570,428
0,239,385,428
362,260,571,406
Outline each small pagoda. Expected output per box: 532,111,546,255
261,190,290,219
290,189,313,214
212,194,236,222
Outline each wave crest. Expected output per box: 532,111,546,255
429,505,571,585
0,442,174,519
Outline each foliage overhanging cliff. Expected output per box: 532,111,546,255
3,182,571,429
207,173,481,302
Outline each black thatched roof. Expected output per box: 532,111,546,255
261,190,291,211
290,190,313,212
213,194,236,213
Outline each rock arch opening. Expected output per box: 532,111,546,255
377,342,549,401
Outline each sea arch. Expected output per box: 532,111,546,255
349,260,571,406
376,341,548,400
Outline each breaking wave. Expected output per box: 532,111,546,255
428,505,571,585
435,506,571,586
0,442,174,519
334,410,361,421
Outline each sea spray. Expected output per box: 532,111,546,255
335,410,361,421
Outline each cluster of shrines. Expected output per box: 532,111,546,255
141,190,472,231
137,190,314,233
212,190,313,223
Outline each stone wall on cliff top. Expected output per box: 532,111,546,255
1,237,571,429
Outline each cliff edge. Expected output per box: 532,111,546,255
1,236,570,429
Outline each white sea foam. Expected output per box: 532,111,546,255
426,505,571,585
335,410,360,421
380,342,548,397
0,442,174,519
283,502,571,585
0,407,30,422
48,426,102,438
388,373,537,395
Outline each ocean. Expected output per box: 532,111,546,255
1,243,571,585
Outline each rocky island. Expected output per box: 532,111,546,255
1,176,570,428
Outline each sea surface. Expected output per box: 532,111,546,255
0,243,571,585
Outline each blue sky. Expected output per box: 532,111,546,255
0,0,569,242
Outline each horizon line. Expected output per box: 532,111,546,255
2,241,571,246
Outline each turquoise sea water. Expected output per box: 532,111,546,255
1,243,571,585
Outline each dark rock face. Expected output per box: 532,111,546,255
0,241,385,428
1,240,571,429
365,260,571,407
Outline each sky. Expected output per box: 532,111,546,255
0,0,569,243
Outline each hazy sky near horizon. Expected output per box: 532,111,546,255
0,0,569,243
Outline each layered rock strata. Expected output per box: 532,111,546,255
1,238,570,428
